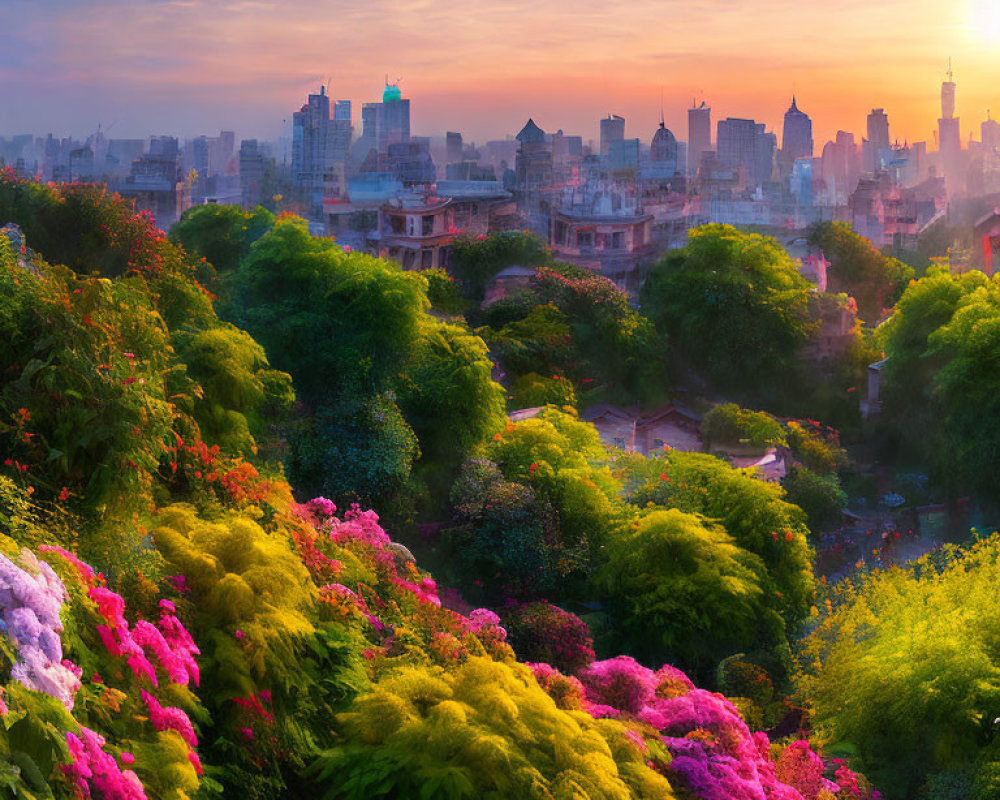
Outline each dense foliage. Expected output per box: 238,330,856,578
217,213,506,512
877,266,1000,493
702,404,788,450
480,264,670,408
809,222,914,323
0,177,887,800
641,225,814,397
799,535,1000,800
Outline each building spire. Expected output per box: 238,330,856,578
947,57,953,82
660,87,665,127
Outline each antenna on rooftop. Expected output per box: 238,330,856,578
660,87,665,127
947,57,953,82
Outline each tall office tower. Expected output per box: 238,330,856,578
983,115,1000,154
938,60,962,193
600,114,625,156
239,139,265,208
292,85,332,218
360,78,411,154
687,101,711,176
864,108,890,172
333,100,351,121
446,131,463,164
718,118,774,189
292,85,351,218
717,117,757,170
780,96,813,172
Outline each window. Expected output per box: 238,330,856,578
612,436,626,449
471,203,479,217
577,230,594,247
422,215,434,236
612,231,625,249
390,215,404,234
421,249,433,268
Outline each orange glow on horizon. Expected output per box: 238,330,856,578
5,0,1000,148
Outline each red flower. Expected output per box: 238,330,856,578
58,486,69,502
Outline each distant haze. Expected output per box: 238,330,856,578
2,0,997,148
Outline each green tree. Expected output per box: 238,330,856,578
798,535,1000,799
810,221,914,322
641,224,813,397
598,508,780,678
169,203,275,276
448,231,552,305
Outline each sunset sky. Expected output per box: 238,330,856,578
3,0,1000,150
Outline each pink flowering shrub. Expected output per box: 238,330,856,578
141,690,198,747
89,586,200,688
63,726,147,800
527,655,876,800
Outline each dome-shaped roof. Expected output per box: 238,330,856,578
383,84,402,103
650,123,677,162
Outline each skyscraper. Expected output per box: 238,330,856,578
360,79,411,155
938,61,962,193
687,101,711,176
864,108,890,173
717,117,774,189
446,131,463,165
983,115,1000,154
780,97,813,172
292,85,351,219
600,114,625,156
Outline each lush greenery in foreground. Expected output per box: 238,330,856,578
6,174,1000,800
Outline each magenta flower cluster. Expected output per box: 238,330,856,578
63,726,146,800
0,550,81,709
553,655,872,800
89,588,199,688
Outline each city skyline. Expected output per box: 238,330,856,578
3,0,1000,148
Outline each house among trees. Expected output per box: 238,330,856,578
579,404,702,455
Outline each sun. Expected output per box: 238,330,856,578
970,0,1000,41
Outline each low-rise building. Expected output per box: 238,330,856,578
580,405,702,455
549,182,654,296
377,195,457,269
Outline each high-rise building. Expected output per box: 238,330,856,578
780,97,813,172
608,138,640,171
687,101,711,177
864,108,890,173
360,79,411,155
292,85,353,219
983,116,1000,154
239,139,265,208
600,114,625,156
446,131,463,165
514,118,553,231
333,100,351,121
938,61,962,193
717,118,774,189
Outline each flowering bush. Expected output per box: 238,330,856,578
0,549,80,709
503,601,595,674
